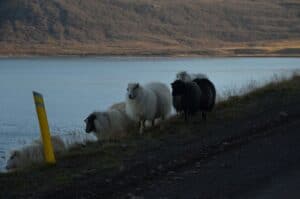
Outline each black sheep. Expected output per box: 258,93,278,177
171,80,202,121
192,78,216,120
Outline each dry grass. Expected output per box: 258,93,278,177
217,74,300,109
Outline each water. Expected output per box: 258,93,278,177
0,57,299,169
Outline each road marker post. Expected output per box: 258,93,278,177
33,91,56,164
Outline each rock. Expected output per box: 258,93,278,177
81,169,96,176
222,141,230,146
135,187,142,192
172,176,184,181
118,180,124,185
279,111,288,120
126,193,144,199
119,165,125,172
157,164,164,171
150,169,156,175
195,162,201,168
167,171,175,175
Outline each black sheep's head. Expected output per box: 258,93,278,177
84,113,97,133
171,80,186,96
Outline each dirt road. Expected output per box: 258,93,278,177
137,119,300,199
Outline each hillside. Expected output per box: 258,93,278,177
0,0,300,56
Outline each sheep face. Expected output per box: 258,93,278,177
84,112,110,135
127,83,140,100
6,150,21,170
84,113,97,133
171,80,186,96
176,71,190,81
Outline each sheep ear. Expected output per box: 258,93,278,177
135,83,140,89
10,151,19,159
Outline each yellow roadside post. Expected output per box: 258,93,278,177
33,91,56,164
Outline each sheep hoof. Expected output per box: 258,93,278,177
139,127,144,134
159,125,164,131
202,112,207,121
152,120,155,127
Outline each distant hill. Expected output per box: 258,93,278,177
0,0,299,56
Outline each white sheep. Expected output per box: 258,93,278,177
125,82,172,134
176,71,208,82
84,102,135,140
61,131,98,149
6,135,66,171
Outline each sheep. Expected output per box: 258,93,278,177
175,71,216,119
176,71,208,82
109,101,125,112
193,78,216,120
125,82,172,134
84,102,135,140
172,95,184,115
171,80,202,121
62,131,98,149
6,135,66,171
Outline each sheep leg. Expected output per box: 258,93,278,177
184,111,188,122
139,120,145,134
202,112,207,121
159,116,165,131
152,119,155,127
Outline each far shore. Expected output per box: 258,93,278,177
0,52,300,59
1,42,300,58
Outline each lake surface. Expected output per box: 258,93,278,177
0,57,299,170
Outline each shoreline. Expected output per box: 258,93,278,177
0,53,300,59
1,42,300,58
